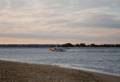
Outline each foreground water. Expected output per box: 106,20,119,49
0,47,120,76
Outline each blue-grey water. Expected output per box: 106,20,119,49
0,47,120,76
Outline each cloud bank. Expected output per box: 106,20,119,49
0,0,120,44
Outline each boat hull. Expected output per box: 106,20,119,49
48,48,65,52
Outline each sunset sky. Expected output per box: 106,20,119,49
0,0,120,44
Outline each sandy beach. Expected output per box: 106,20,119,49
0,60,120,82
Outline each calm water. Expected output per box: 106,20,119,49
0,47,120,76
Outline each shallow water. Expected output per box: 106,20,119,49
0,47,120,76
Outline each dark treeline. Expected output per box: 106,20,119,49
61,43,120,47
0,43,120,48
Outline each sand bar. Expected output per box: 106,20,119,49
0,60,120,82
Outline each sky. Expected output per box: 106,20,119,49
0,0,120,44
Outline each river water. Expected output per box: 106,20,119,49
0,47,120,76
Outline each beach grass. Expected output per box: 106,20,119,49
0,60,120,82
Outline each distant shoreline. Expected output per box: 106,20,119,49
0,43,120,48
